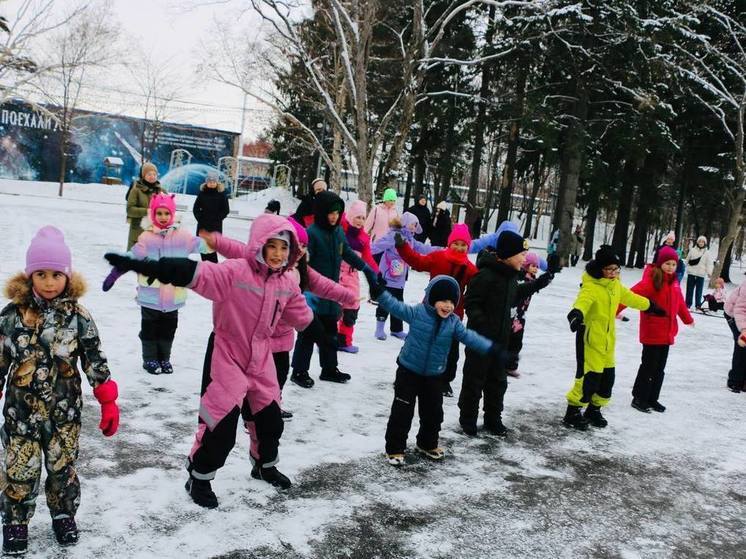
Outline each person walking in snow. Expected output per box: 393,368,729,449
192,172,230,263
459,231,553,437
290,191,377,388
569,225,584,266
625,246,693,413
367,274,510,466
126,162,164,250
405,194,431,243
429,202,452,248
563,245,664,430
395,223,476,397
365,188,400,245
112,194,205,376
371,212,437,341
0,226,120,554
505,252,551,379
105,214,325,506
684,236,713,310
337,201,379,353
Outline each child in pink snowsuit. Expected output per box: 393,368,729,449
338,201,379,353
104,214,315,508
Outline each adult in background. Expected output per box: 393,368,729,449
293,178,327,227
430,201,452,248
652,231,686,285
406,194,431,243
685,235,713,310
365,187,400,244
126,162,164,250
569,225,584,266
546,228,560,272
193,172,230,263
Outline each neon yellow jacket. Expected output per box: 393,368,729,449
573,271,650,373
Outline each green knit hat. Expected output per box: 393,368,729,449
382,188,397,202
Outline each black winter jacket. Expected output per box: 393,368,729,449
193,188,230,233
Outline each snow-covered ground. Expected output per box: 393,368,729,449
0,181,744,559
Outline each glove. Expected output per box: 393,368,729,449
93,380,119,437
104,253,198,287
296,254,310,292
644,301,667,317
366,272,387,300
490,344,517,368
567,309,583,332
394,232,406,248
102,267,126,292
534,271,554,290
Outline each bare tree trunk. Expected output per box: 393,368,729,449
523,154,544,238
556,83,588,265
496,64,527,223
583,193,598,261
611,158,637,263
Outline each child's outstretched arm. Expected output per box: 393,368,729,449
200,231,245,259
366,273,416,324
514,271,553,304
307,267,358,308
468,232,496,254
396,234,434,272
453,320,515,366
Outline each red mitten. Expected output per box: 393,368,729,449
93,380,119,437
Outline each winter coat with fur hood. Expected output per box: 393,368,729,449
0,273,112,397
186,214,313,433
193,185,230,234
131,219,204,312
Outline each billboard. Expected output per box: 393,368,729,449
0,100,239,194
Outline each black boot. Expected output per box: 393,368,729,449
459,419,478,437
185,476,219,509
631,398,652,413
727,380,741,393
563,405,589,430
319,368,351,383
649,401,666,413
584,404,608,428
290,370,314,388
251,465,292,489
484,416,509,436
52,517,79,546
2,525,27,555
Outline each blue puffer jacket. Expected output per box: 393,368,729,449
377,276,494,376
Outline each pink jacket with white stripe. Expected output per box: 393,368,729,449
213,233,357,352
188,215,313,430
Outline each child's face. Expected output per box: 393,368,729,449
407,222,417,233
298,242,307,257
661,260,677,275
449,240,468,254
351,215,365,228
602,264,621,279
697,240,706,248
31,270,67,300
155,208,172,226
434,300,454,318
144,170,157,183
327,211,340,226
206,178,218,189
504,251,527,271
526,264,539,275
384,200,395,209
263,239,289,270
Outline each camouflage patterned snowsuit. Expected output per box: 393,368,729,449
0,273,111,525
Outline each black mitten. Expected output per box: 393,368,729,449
534,271,554,290
490,344,517,368
366,272,387,300
645,301,667,317
296,254,310,292
567,308,584,332
103,254,197,287
394,232,406,248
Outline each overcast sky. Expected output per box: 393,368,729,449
6,0,275,139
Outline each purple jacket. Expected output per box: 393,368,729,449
372,226,437,289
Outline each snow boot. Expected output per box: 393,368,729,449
649,401,666,413
484,417,509,437
142,360,162,375
442,382,453,398
631,398,652,413
159,360,174,375
251,465,292,489
280,409,293,420
290,370,314,389
375,320,387,340
386,453,405,467
727,380,741,393
459,419,478,437
52,518,78,546
562,405,589,430
584,404,608,428
185,476,219,509
506,369,521,378
2,525,27,555
338,345,359,354
319,368,351,383
415,446,445,460
391,330,407,340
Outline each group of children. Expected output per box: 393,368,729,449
0,166,740,555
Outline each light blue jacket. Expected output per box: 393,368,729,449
377,276,494,376
469,220,520,254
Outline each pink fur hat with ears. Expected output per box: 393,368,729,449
149,193,177,229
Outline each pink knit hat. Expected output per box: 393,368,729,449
523,252,548,271
25,226,72,278
347,200,367,221
287,216,308,245
149,193,176,229
447,223,472,249
656,246,679,267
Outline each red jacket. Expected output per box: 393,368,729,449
629,265,693,345
397,243,477,318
